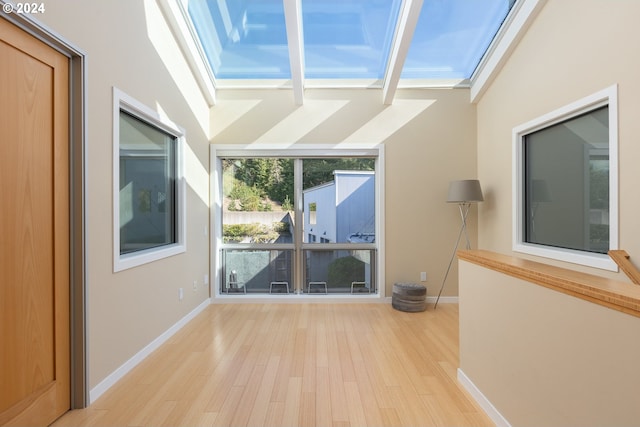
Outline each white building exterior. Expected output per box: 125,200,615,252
303,170,375,244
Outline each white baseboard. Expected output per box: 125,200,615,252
213,294,385,304
89,298,211,403
212,293,458,305
426,296,459,304
457,368,511,427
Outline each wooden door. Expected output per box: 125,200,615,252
0,17,70,426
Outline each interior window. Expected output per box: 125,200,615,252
513,86,618,270
523,106,609,254
119,111,177,254
218,153,378,295
113,89,185,272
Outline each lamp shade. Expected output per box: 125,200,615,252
447,179,484,203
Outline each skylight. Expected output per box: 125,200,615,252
403,0,513,79
188,1,293,79
183,0,516,100
301,1,402,79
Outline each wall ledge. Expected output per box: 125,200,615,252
458,250,640,318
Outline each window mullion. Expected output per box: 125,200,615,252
294,158,304,293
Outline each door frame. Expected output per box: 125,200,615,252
1,5,88,409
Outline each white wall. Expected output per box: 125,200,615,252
459,259,640,426
210,87,478,297
36,0,481,395
476,0,640,279
466,0,640,424
39,0,211,392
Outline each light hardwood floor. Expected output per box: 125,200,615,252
53,303,493,427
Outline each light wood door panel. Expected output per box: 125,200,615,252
0,17,70,426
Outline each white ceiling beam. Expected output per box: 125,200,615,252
382,0,424,105
283,0,305,105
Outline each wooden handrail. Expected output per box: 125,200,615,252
458,250,640,318
609,250,640,285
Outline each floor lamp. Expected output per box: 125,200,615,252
434,179,484,309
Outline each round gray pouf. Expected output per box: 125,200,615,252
392,283,427,312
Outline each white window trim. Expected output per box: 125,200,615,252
113,88,187,272
209,144,385,299
512,85,619,271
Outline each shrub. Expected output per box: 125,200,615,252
223,223,281,243
327,256,365,288
273,221,290,234
281,195,293,211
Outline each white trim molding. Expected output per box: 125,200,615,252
457,369,512,427
156,0,217,106
113,87,187,272
512,85,619,271
470,0,547,103
89,298,210,403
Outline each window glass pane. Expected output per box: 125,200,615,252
188,0,291,79
187,0,514,82
524,106,609,254
303,158,375,244
219,153,379,295
222,158,294,243
402,0,514,79
222,249,293,294
301,0,402,79
119,111,176,254
304,249,375,294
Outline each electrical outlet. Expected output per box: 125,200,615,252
193,280,198,291
420,272,427,282
179,287,184,301
204,274,209,285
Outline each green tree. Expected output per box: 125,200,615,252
303,158,374,189
281,195,293,211
223,157,374,209
266,159,294,203
229,182,271,211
